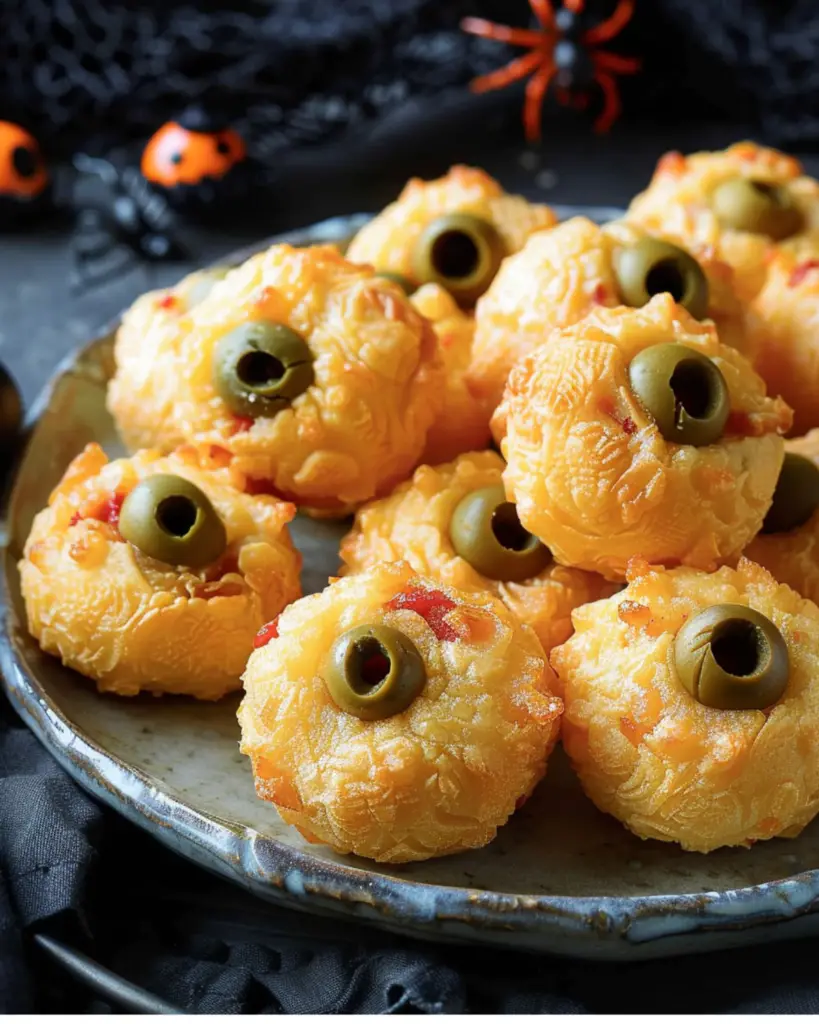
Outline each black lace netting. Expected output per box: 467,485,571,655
3,0,819,161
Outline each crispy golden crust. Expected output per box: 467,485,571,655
409,284,490,464
495,295,791,581
553,559,819,851
346,165,556,282
239,561,562,862
340,451,616,656
468,217,751,415
746,430,819,603
109,268,230,452
20,443,301,699
627,142,819,302
109,244,444,513
748,251,819,436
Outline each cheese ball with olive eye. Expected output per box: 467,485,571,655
340,451,616,657
627,142,819,302
346,165,556,309
109,266,231,452
239,561,562,863
112,244,444,515
746,252,819,437
553,558,819,851
495,295,791,582
468,217,751,415
20,442,301,699
745,431,819,605
409,284,490,464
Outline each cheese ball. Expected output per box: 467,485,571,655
468,217,751,414
20,442,301,699
495,295,791,581
340,451,615,656
553,558,819,851
628,142,819,302
745,431,819,604
409,284,489,464
748,250,819,436
109,266,230,452
346,165,556,309
238,561,562,862
108,244,444,514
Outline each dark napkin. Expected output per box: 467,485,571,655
5,684,819,1013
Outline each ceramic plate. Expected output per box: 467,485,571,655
4,210,819,962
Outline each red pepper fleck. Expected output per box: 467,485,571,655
157,294,178,310
232,415,254,434
254,617,280,649
788,260,819,288
387,584,458,642
622,417,637,435
724,410,754,437
71,491,126,528
592,283,608,305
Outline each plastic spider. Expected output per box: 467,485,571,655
462,0,639,140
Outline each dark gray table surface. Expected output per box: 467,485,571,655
6,116,818,411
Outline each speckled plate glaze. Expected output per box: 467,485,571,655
5,209,819,962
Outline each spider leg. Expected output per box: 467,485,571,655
592,69,621,133
470,49,544,95
71,247,137,294
528,0,556,30
524,59,556,141
461,18,549,49
583,0,635,45
592,48,641,74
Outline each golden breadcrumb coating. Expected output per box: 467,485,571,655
340,451,615,655
239,561,562,862
109,268,230,452
20,442,301,699
553,558,819,852
495,295,791,581
409,284,489,464
748,250,819,436
346,164,556,284
627,142,819,302
746,430,819,603
468,217,751,415
109,244,444,514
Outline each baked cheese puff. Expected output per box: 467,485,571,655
468,217,751,415
409,284,490,464
346,165,556,309
109,244,444,515
745,431,819,604
627,142,819,302
340,451,616,657
495,295,791,582
747,251,819,436
239,561,562,863
553,558,819,851
109,266,231,452
20,442,301,699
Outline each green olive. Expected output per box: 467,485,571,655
411,213,505,306
613,237,709,320
185,266,230,308
449,485,552,581
376,271,415,295
628,343,729,446
213,320,314,419
711,178,803,241
324,624,426,720
0,363,22,455
674,603,789,710
118,474,227,568
761,452,819,534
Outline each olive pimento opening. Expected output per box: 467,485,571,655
236,350,285,388
710,619,769,678
491,502,535,553
670,359,714,423
156,494,198,538
645,260,687,304
348,636,393,694
431,230,480,280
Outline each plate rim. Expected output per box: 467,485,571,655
4,207,819,959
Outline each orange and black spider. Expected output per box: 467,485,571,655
462,0,639,140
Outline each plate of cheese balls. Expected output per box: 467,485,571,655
6,147,819,960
